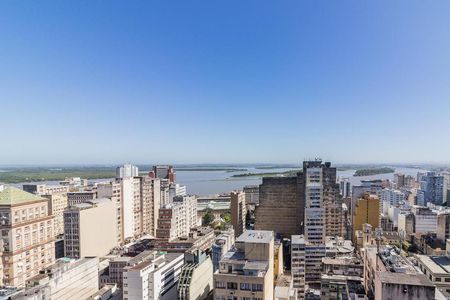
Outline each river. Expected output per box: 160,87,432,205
12,166,428,197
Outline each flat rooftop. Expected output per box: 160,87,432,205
378,272,433,287
236,230,273,244
418,255,450,274
291,235,305,245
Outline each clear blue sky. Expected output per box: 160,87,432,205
1,1,450,165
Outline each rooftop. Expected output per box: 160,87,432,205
378,272,433,286
291,235,305,245
417,255,450,274
236,230,273,244
0,187,45,206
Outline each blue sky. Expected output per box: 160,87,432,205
1,1,450,165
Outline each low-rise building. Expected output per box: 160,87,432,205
212,228,235,272
153,226,215,253
416,255,450,297
213,230,274,300
123,251,184,300
274,273,298,300
362,244,434,300
25,257,99,299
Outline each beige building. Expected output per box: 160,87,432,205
0,187,55,287
119,177,142,240
362,244,434,300
97,181,122,244
23,184,69,238
156,195,197,241
177,249,213,300
138,176,161,237
42,191,68,238
214,230,274,300
64,199,117,258
230,191,246,237
354,194,380,239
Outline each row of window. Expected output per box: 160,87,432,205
215,281,263,292
215,297,262,300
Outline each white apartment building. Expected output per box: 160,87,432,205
291,235,326,299
169,183,186,201
413,207,438,234
120,177,142,239
139,177,161,237
123,252,184,300
116,164,139,179
380,189,405,214
26,257,99,299
156,195,198,240
304,167,325,244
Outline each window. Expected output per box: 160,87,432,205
227,282,237,290
215,281,226,289
252,283,263,291
240,283,251,290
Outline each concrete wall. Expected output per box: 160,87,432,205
79,200,117,257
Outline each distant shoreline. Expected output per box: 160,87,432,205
353,167,395,177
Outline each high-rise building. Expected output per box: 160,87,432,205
168,183,186,203
304,160,343,244
412,206,437,234
64,199,117,259
123,251,184,300
394,173,406,188
353,194,380,239
437,213,450,243
255,160,343,240
339,177,351,198
380,188,405,213
138,176,161,237
255,176,302,238
213,230,275,300
152,165,176,183
230,191,246,237
97,180,122,243
291,235,326,299
116,164,139,179
243,185,260,205
156,195,198,240
120,177,142,239
417,172,446,205
0,187,55,287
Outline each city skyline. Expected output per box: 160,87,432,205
1,1,450,165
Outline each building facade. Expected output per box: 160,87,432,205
213,230,275,300
64,199,117,259
0,187,55,287
123,252,184,300
353,194,380,239
230,191,246,237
